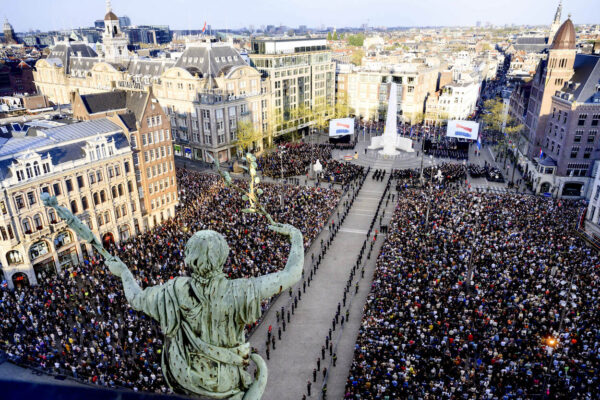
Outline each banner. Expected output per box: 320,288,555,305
329,118,355,137
446,120,480,141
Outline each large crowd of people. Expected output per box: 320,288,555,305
319,160,366,186
345,177,597,399
258,143,332,178
0,169,340,393
423,138,470,160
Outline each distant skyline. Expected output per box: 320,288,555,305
5,0,600,33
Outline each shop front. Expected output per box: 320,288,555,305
58,247,79,269
33,256,58,281
12,272,29,289
174,144,182,156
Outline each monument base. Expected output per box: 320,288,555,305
368,136,415,154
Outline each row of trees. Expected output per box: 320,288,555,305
481,98,524,178
233,99,353,154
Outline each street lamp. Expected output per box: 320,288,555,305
466,199,481,292
278,150,286,182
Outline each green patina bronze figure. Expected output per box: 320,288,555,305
41,159,304,399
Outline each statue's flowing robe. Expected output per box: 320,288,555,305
131,275,262,398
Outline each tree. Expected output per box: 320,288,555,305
333,31,339,41
482,98,523,168
351,49,364,66
481,98,506,133
412,111,425,125
334,96,351,119
234,120,261,156
347,33,365,47
312,103,334,134
327,31,332,41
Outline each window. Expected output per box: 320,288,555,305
108,166,114,178
53,183,61,196
578,114,588,126
66,179,73,192
93,192,100,205
33,214,43,230
115,165,121,176
570,146,579,158
48,209,57,224
82,196,89,210
574,134,582,143
27,192,36,206
592,114,600,126
22,218,32,234
33,162,40,176
131,135,137,148
77,175,85,188
15,195,25,209
588,131,597,143
584,147,593,159
142,134,147,146
112,186,118,198
70,200,78,214
124,161,130,173
100,190,107,203
97,171,103,182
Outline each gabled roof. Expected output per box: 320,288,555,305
80,91,127,115
118,112,138,131
174,44,247,79
559,54,600,104
48,42,98,74
126,58,176,78
79,90,149,120
0,119,122,159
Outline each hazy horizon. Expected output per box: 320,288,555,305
5,0,599,33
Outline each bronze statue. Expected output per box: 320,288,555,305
41,157,304,399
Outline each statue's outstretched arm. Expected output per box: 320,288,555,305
253,223,304,300
40,193,144,307
105,257,143,306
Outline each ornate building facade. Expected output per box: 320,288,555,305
522,18,600,198
0,119,143,288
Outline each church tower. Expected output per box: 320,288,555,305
102,0,129,62
527,17,576,159
548,0,563,44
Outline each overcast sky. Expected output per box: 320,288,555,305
5,0,599,32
